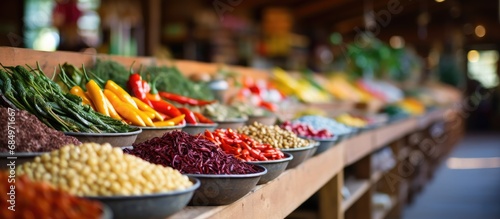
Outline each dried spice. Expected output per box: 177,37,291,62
0,172,102,219
0,107,80,152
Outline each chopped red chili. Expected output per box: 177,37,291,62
203,129,285,161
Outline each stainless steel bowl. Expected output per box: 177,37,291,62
300,136,339,156
281,143,317,169
182,123,218,135
246,152,293,184
246,115,277,126
186,165,267,206
85,177,200,219
64,129,142,147
132,125,185,144
213,118,248,130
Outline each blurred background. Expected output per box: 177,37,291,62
0,0,499,130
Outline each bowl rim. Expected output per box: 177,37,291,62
213,117,248,123
131,124,186,130
0,151,48,157
82,177,200,200
298,135,339,142
247,114,276,119
64,128,142,136
246,152,293,164
279,143,316,152
184,123,218,128
184,164,267,178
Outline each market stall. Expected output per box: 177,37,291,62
0,47,463,219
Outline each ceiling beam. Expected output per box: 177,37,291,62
293,0,351,19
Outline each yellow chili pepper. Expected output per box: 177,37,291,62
103,95,122,121
104,89,145,126
132,97,164,121
141,110,156,120
86,80,109,116
69,85,94,109
152,120,175,127
130,106,155,127
153,114,185,127
105,80,138,109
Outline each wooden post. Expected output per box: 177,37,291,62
319,172,344,219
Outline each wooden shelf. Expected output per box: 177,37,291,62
169,142,344,219
373,118,417,149
345,132,375,165
371,170,384,183
341,179,371,212
371,196,398,219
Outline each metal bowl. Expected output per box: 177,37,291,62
281,143,317,169
100,203,113,219
213,118,248,130
186,165,267,206
182,123,218,135
64,129,142,147
0,152,47,170
85,177,200,219
300,136,338,156
246,152,293,184
246,115,277,126
335,133,350,142
133,125,185,144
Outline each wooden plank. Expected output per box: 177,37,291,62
372,196,398,219
319,172,344,219
371,170,384,183
341,179,370,212
344,132,374,166
0,47,95,78
168,143,344,219
373,118,418,149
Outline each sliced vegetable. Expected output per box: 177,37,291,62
132,97,163,121
150,100,182,118
153,114,185,127
193,112,215,124
104,89,145,126
159,91,216,106
179,108,197,124
103,94,122,120
85,79,109,116
105,80,138,109
69,85,94,108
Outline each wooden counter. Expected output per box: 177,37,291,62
168,108,450,219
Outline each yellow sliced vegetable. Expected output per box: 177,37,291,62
153,114,185,127
141,110,156,119
103,95,123,120
86,80,109,116
132,97,164,121
105,80,138,109
104,89,145,126
130,107,155,127
69,85,94,109
152,120,175,127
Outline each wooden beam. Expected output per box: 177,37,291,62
293,0,351,19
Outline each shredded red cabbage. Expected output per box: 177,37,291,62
124,131,259,174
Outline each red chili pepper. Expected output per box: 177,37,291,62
193,112,214,124
150,100,182,118
259,101,278,112
146,76,162,101
178,108,198,124
158,91,216,106
128,74,151,104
